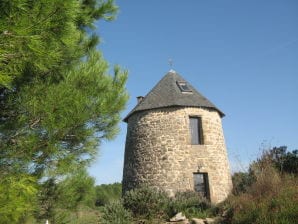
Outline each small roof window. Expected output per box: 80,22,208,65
177,81,192,92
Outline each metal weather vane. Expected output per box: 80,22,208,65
168,58,173,68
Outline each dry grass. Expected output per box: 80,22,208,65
225,164,298,224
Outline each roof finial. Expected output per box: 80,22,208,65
168,58,173,68
168,58,175,73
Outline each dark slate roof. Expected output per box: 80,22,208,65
124,70,224,122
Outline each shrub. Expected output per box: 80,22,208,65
249,165,281,198
168,191,212,219
123,186,170,220
232,172,254,195
225,163,298,224
123,187,215,221
101,201,132,224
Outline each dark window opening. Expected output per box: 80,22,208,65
193,173,210,199
189,117,203,145
177,81,192,92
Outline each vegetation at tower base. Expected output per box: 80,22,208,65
0,0,128,222
220,146,298,224
101,186,216,223
99,146,298,224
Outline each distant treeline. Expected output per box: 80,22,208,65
95,182,122,206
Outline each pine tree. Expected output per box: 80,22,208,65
0,0,128,222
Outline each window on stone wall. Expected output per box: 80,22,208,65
193,172,210,199
189,117,203,145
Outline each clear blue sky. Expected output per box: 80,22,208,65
89,0,298,185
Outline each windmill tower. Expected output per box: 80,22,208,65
122,70,232,203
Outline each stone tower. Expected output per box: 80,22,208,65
122,70,232,203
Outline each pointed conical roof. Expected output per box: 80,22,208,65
124,70,224,122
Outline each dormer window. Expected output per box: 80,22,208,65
177,81,192,92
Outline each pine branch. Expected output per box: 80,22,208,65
22,7,61,32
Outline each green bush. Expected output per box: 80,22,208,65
100,201,132,224
169,191,212,219
123,186,170,220
232,172,254,195
123,186,215,221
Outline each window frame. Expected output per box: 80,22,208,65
193,172,210,199
189,116,204,145
176,81,192,92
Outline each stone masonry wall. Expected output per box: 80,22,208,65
122,106,232,203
